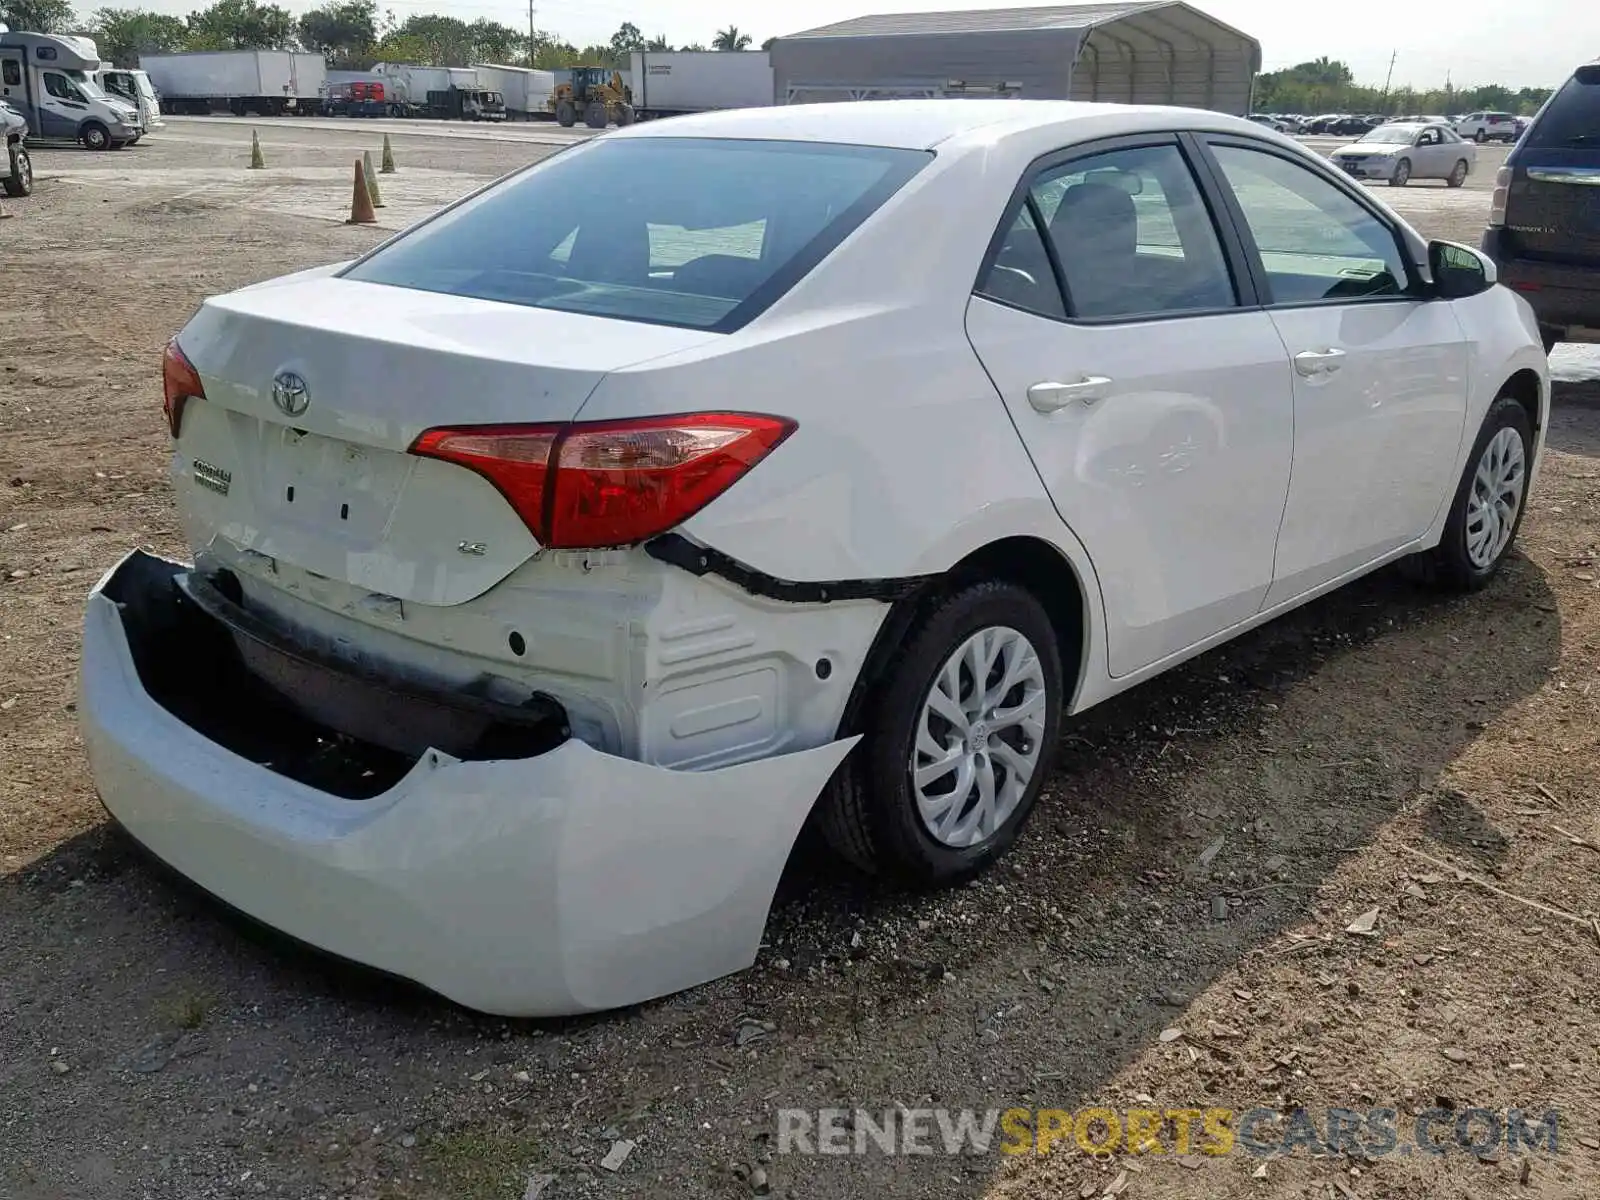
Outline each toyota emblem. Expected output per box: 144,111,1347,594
272,371,310,417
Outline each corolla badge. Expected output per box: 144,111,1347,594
272,371,310,417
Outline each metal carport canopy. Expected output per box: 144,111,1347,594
773,2,1263,114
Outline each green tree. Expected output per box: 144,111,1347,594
297,0,375,65
644,33,670,51
712,24,750,51
608,20,642,57
464,16,521,63
184,0,297,49
0,0,75,32
89,6,188,64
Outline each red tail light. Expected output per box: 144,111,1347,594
411,413,795,549
161,340,204,438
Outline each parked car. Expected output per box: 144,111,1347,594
1248,113,1288,132
1330,121,1477,186
1,98,30,198
1455,111,1518,142
1324,115,1378,136
1482,60,1600,351
81,101,1550,1016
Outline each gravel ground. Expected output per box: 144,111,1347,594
2,121,1599,1200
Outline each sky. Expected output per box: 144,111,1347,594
130,0,1590,89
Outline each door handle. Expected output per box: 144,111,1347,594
1027,376,1112,413
1293,348,1346,377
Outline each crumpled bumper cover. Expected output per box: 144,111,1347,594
79,550,858,1017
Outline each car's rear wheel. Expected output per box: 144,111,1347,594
1403,395,1532,591
817,580,1063,885
1447,159,1469,187
1474,129,1488,142
1389,157,1412,186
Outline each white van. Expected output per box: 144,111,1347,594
93,66,163,130
0,31,144,150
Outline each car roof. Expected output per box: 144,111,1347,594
613,98,1264,151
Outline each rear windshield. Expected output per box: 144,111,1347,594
1524,70,1600,149
343,137,932,332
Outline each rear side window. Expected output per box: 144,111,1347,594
343,137,931,332
1523,70,1600,149
2,61,19,87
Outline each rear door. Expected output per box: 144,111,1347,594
0,50,26,115
1197,137,1470,604
964,134,1295,677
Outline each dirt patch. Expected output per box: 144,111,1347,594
2,126,1599,1200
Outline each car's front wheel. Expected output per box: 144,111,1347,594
1404,395,1533,590
818,580,1063,884
1474,129,1488,142
1389,157,1412,186
3,145,30,197
81,121,111,151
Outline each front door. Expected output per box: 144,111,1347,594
1200,138,1470,605
37,70,90,140
965,137,1296,677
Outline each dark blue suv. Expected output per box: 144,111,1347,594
1482,61,1600,352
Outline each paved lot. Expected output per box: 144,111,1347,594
2,118,1599,1200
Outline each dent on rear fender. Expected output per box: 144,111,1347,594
405,735,861,1012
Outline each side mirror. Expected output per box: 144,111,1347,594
1429,239,1497,299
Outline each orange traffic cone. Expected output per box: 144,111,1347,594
346,157,377,225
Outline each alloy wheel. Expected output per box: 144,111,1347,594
911,625,1047,848
1465,426,1526,569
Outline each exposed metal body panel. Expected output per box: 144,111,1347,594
771,1,1259,115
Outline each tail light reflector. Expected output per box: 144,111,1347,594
411,412,795,549
1489,166,1512,226
161,340,204,438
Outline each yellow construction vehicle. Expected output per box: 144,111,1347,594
549,67,636,129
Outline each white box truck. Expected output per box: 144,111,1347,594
628,51,772,119
139,50,326,116
473,64,553,120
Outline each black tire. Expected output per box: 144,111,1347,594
81,121,111,151
1447,159,1468,187
617,103,636,126
1389,157,1411,186
1403,395,1533,591
3,145,31,197
583,100,608,129
817,580,1064,885
555,99,576,128
1474,128,1488,142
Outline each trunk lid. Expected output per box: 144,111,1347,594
173,275,722,606
1504,71,1600,267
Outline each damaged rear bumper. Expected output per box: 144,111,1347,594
79,550,857,1017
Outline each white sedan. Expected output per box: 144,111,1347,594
81,100,1548,1016
1329,121,1478,186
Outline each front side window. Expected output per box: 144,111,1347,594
1030,143,1237,320
343,137,931,332
1209,144,1410,305
42,72,73,100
